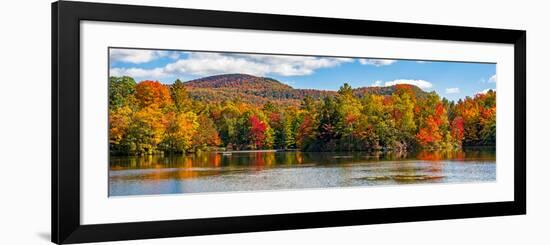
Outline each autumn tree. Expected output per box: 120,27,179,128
135,80,173,109
362,94,398,150
170,79,193,112
336,83,362,151
249,115,268,149
392,87,416,142
124,106,167,154
453,90,496,146
109,106,132,151
315,96,341,150
296,114,315,150
161,111,199,153
109,76,137,110
451,116,465,145
192,114,222,150
217,101,241,147
415,101,444,148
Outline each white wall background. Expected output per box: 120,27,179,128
0,0,547,244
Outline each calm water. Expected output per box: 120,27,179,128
109,148,496,196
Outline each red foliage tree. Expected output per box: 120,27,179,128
451,116,465,143
296,116,314,148
249,115,267,149
415,102,445,147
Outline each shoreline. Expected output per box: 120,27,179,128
110,145,495,157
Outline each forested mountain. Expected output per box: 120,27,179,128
185,74,293,90
182,74,428,106
109,74,495,155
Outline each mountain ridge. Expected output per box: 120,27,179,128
182,73,428,106
184,73,293,90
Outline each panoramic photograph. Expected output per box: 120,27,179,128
108,48,497,196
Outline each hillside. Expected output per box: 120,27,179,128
182,74,427,106
185,74,293,90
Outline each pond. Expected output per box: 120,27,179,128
109,148,496,196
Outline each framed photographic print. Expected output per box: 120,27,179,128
52,1,526,244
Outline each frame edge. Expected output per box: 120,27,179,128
53,1,83,243
51,1,59,243
514,31,527,215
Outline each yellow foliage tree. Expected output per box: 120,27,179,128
162,111,199,153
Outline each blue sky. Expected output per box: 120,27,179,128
109,48,496,101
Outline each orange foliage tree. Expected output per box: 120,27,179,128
135,80,173,109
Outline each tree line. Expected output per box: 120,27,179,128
109,76,496,155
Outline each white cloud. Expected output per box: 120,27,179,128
445,87,460,94
488,74,497,83
110,49,159,64
372,80,383,86
221,53,353,76
384,79,433,89
358,59,397,67
164,53,271,76
168,52,180,60
477,88,496,94
110,67,169,79
416,61,431,64
110,49,177,64
111,52,354,78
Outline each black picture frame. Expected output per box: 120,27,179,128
52,1,526,244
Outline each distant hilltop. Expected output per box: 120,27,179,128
180,73,428,106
